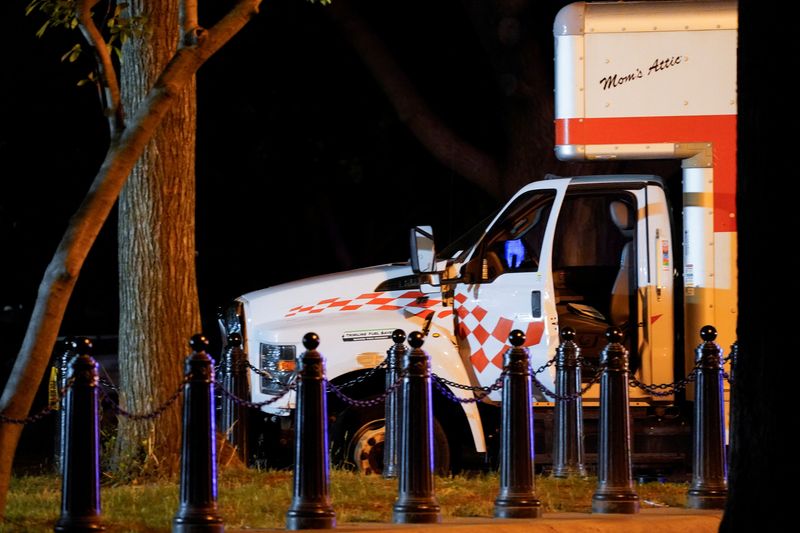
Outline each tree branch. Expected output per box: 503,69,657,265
328,0,502,198
76,0,124,138
180,0,200,45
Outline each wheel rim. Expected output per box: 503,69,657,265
350,419,385,475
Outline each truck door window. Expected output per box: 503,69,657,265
479,190,555,278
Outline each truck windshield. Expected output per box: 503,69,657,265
436,208,500,262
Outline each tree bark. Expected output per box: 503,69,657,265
113,0,200,477
0,0,264,515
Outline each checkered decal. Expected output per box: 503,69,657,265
285,291,442,318
453,293,544,373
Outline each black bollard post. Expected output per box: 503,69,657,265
55,337,104,532
220,332,249,464
592,328,639,514
383,329,406,479
493,330,542,519
54,336,76,474
286,333,336,530
686,326,728,509
173,335,224,533
392,331,441,524
552,327,587,479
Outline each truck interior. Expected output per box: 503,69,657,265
552,192,639,374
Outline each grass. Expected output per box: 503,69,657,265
2,468,691,532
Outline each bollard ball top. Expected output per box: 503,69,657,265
700,325,717,342
508,329,525,347
392,329,406,344
227,332,243,347
605,327,623,344
408,331,425,349
560,326,576,342
189,334,209,353
303,332,320,350
70,337,93,356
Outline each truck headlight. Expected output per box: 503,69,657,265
260,343,297,394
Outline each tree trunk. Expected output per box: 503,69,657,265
113,0,200,477
720,0,791,529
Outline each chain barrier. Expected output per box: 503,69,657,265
216,381,297,409
334,358,388,389
0,379,75,425
217,343,735,413
532,356,557,376
99,377,118,393
100,378,188,421
576,356,600,374
246,362,272,379
531,365,605,401
326,374,404,408
431,372,499,393
432,372,506,404
722,370,733,385
628,362,702,396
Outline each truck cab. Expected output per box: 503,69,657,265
226,173,678,473
432,175,675,405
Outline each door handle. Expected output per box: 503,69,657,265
531,290,542,318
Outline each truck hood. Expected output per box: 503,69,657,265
240,263,424,330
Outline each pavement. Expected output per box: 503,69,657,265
228,508,722,532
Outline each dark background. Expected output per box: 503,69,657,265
0,0,531,355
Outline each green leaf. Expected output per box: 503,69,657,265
60,43,81,63
35,19,51,38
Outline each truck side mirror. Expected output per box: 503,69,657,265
410,225,436,273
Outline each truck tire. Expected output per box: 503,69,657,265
330,403,450,476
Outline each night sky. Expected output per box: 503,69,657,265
1,0,538,353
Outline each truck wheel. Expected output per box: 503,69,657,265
330,404,451,476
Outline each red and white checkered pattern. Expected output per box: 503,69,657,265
453,293,544,373
285,291,442,318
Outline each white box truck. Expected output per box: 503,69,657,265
221,0,737,474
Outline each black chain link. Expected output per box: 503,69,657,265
247,362,272,379
216,381,297,408
531,365,605,401
335,358,388,389
430,354,556,395
431,372,498,393
326,374,403,407
100,378,187,421
576,356,600,374
628,362,702,396
532,356,557,376
0,379,75,425
722,370,733,385
432,372,506,404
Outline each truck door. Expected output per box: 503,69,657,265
453,180,569,401
549,180,675,399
